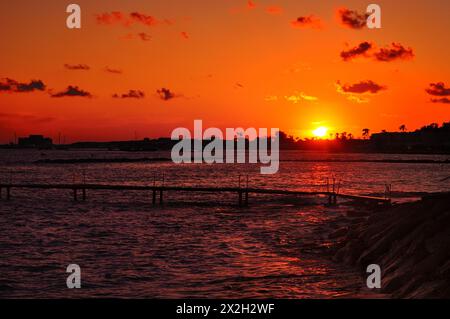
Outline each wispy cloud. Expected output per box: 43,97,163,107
104,67,123,74
96,11,171,27
285,92,319,103
64,64,90,71
112,90,145,99
291,15,322,29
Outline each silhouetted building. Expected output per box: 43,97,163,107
18,135,53,148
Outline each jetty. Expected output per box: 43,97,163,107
0,179,391,207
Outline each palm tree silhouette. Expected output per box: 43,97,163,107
399,124,407,132
362,128,370,139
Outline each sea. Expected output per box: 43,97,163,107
0,149,449,298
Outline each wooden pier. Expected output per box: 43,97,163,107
0,182,391,206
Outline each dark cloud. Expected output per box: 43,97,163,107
431,98,450,104
138,32,152,41
337,80,387,94
340,42,373,61
157,88,179,101
338,8,368,29
426,82,450,96
51,86,92,98
291,15,322,29
112,90,145,99
105,67,123,74
0,78,46,93
373,43,414,62
426,83,450,104
64,64,90,71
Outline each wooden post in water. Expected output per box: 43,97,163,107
159,189,164,205
73,188,78,201
244,175,249,206
82,188,86,201
238,190,243,207
6,187,10,201
152,189,156,206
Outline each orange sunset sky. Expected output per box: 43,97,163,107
0,0,449,143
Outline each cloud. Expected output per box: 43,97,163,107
105,67,123,74
95,11,170,27
266,6,283,15
130,12,158,26
64,64,90,71
426,82,450,96
291,15,322,29
157,88,179,101
431,98,450,104
340,42,373,61
337,80,386,94
337,80,386,103
337,8,369,29
112,90,145,99
426,83,450,104
51,86,92,98
373,43,414,62
138,32,152,41
0,78,46,93
285,92,318,103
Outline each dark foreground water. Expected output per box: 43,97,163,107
0,150,449,298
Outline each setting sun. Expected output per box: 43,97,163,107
313,126,329,138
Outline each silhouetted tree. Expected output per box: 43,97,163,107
362,128,370,139
399,124,407,132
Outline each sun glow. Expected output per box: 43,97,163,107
312,126,328,138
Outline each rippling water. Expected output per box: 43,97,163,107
0,150,449,298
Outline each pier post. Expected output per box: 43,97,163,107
6,187,10,201
244,190,249,206
152,189,156,206
159,189,164,205
238,191,243,207
82,188,86,201
73,188,78,201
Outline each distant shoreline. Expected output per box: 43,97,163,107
33,158,450,164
